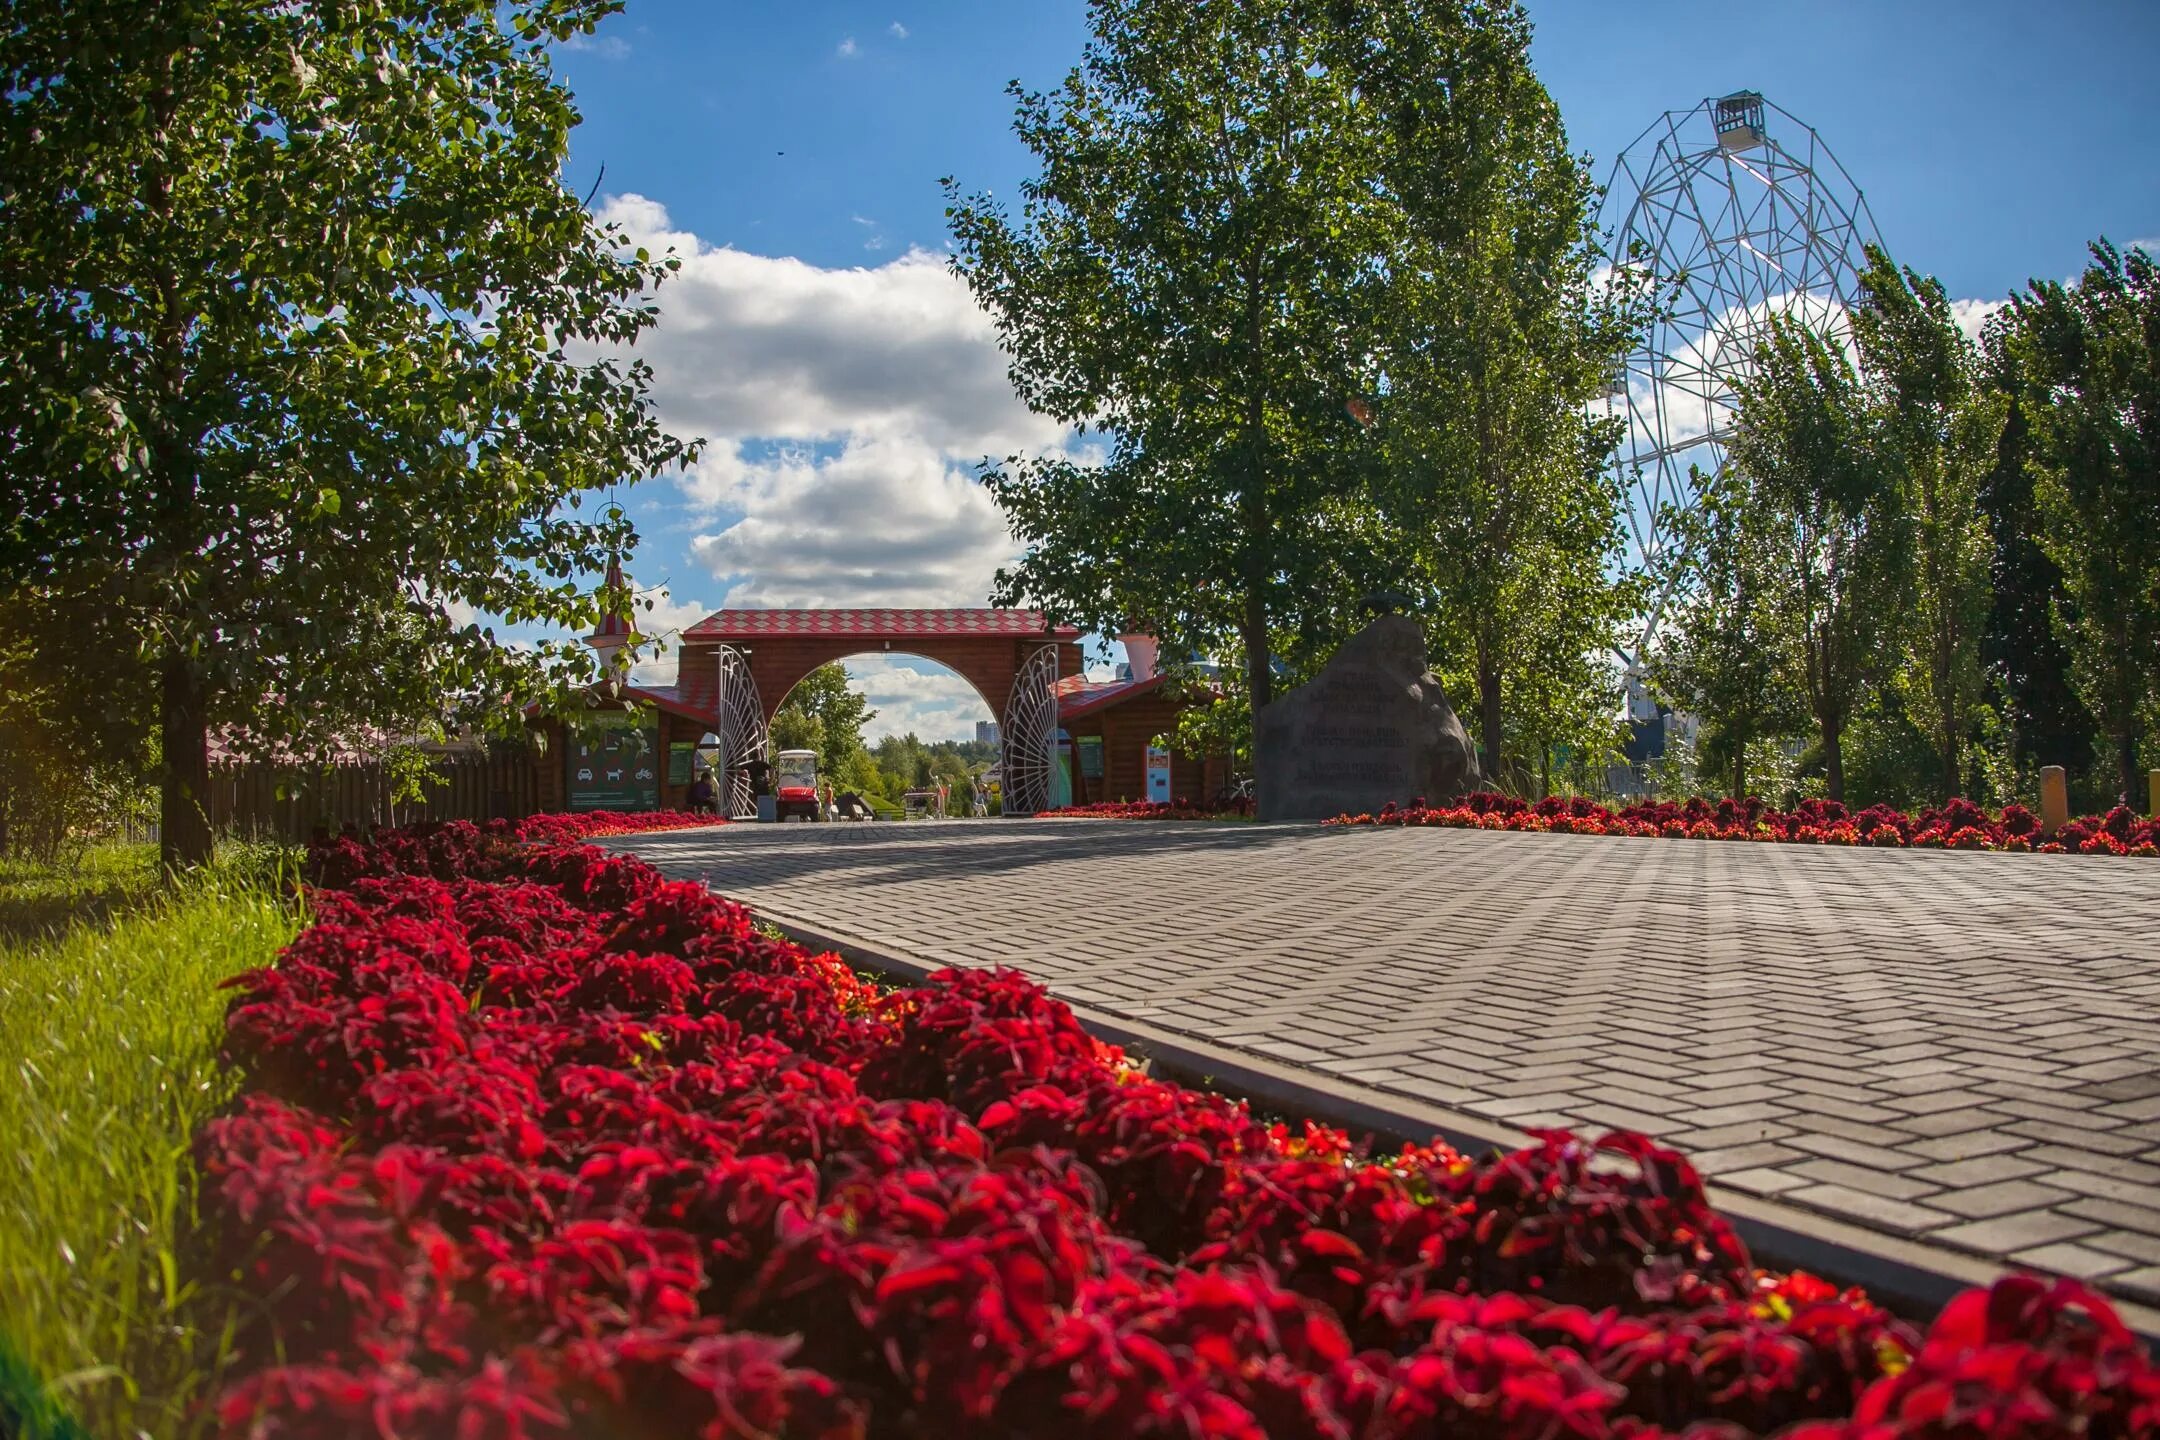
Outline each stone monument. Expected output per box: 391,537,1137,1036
1254,615,1480,821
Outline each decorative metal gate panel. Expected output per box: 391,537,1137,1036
715,644,769,819
1000,644,1059,817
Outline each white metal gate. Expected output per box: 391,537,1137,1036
714,644,769,819
999,644,1059,816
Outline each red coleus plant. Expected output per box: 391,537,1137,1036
193,817,2160,1439
1330,792,2160,857
1038,798,1255,820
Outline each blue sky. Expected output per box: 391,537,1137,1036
543,0,2160,740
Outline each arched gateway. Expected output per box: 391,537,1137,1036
625,609,1082,817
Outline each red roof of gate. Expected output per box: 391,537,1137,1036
624,677,716,727
682,608,1079,641
1055,673,1172,720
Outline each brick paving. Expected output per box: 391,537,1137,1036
621,820,2160,1306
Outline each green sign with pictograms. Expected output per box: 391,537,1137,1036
565,716,659,811
667,741,697,786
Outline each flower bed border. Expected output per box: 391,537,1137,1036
1037,799,1254,821
1325,793,2160,857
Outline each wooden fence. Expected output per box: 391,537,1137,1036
207,748,542,842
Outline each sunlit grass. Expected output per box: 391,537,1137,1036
0,845,162,942
0,855,301,1439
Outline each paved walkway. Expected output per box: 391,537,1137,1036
621,820,2160,1310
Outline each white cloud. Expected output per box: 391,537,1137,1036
836,36,858,57
840,655,991,743
561,32,631,59
1950,296,2007,345
595,195,1058,458
624,584,713,686
851,214,889,252
588,194,1074,611
889,21,909,39
687,431,1014,608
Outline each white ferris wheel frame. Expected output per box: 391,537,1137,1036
1601,92,1883,658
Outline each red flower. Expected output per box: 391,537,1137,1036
202,816,2159,1438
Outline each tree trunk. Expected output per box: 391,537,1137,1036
1941,722,1962,804
160,650,213,872
1475,640,1503,792
1241,583,1271,715
1732,748,1746,804
2118,728,2141,808
1239,262,1272,721
1822,714,1846,805
1239,494,1271,720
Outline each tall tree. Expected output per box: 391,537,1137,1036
771,662,877,780
0,0,695,869
1650,467,1807,801
1723,319,1906,802
1848,247,2006,799
1994,240,2160,803
1975,343,2094,788
946,1,1420,716
1350,4,1647,785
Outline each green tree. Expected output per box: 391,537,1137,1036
1170,683,1253,782
769,704,820,758
0,587,157,860
837,749,889,807
1994,240,2160,803
1975,345,2096,796
946,1,1417,716
0,1,695,869
771,663,877,780
1849,247,2006,800
1723,320,1906,803
873,733,932,798
1354,5,1647,787
1650,467,1807,801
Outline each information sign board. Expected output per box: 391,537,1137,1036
1145,744,1172,804
566,717,659,811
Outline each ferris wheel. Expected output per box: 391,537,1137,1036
1601,91,1883,657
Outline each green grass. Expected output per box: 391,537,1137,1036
0,846,162,942
0,850,301,1440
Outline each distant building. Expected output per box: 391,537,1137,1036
976,721,1000,746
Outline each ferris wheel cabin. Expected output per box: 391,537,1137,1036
1713,91,1767,152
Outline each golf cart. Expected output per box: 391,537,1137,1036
773,748,823,821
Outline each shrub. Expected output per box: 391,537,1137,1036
1329,793,2159,857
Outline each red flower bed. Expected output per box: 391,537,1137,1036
512,809,731,843
192,817,2159,1437
1039,799,1253,820
1328,792,2160,856
302,811,725,890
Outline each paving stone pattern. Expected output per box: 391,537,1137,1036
622,821,2160,1306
